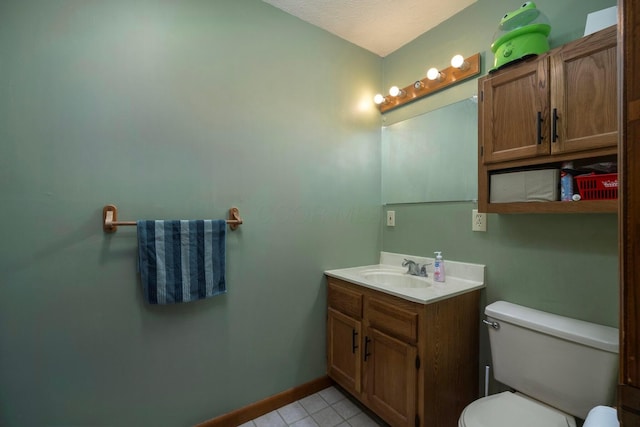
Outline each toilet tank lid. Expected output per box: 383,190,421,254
485,301,619,353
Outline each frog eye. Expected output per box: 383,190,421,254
521,1,531,7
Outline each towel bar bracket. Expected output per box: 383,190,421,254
228,207,241,230
102,204,243,233
103,204,119,233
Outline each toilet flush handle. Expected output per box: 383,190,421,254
482,319,500,329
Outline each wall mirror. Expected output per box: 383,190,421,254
381,97,478,204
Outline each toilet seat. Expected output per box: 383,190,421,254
458,391,576,427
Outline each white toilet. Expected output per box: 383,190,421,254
459,301,620,427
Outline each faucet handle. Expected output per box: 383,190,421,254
419,264,428,277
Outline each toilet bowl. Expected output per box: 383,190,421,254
459,394,619,427
458,392,575,427
459,301,619,427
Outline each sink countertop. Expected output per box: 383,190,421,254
325,251,486,304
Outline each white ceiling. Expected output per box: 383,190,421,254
261,0,477,57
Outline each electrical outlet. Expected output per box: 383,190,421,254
472,209,487,232
386,210,396,227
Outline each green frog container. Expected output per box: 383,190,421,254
490,2,552,72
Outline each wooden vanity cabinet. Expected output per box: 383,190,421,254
327,277,480,427
478,25,618,214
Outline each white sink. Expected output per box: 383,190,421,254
359,269,432,288
325,252,486,304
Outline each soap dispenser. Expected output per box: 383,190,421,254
434,251,445,282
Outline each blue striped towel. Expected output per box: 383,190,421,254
137,220,226,304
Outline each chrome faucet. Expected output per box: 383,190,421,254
402,259,419,275
402,259,429,277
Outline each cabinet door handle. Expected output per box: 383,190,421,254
352,329,359,354
537,111,544,144
552,108,559,142
364,336,371,361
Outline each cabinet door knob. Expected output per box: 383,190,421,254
352,329,359,354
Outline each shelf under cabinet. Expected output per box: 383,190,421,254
480,150,618,214
486,199,617,214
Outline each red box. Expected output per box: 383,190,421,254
575,173,618,200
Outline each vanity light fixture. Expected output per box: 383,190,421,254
375,52,481,113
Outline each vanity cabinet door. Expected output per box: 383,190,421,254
364,327,417,427
327,308,362,395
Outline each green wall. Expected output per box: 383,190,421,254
379,0,619,394
0,1,381,426
383,203,618,325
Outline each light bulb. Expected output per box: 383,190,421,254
373,93,386,105
389,86,405,97
427,67,442,81
451,54,469,70
451,55,464,68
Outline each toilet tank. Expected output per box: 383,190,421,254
485,301,619,419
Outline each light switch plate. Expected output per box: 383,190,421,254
387,210,396,227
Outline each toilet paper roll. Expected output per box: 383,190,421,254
583,406,619,427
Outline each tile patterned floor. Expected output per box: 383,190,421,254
239,386,388,427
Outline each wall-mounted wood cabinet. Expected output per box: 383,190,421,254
478,25,618,214
327,277,480,427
